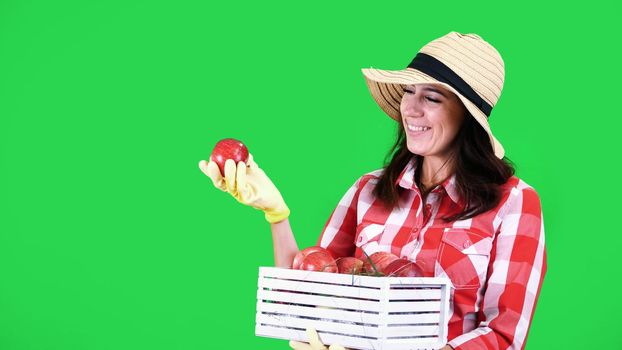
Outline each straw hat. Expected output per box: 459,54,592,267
361,31,506,159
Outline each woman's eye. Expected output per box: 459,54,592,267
402,88,439,103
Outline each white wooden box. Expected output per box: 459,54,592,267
255,266,451,350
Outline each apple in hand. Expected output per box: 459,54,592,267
209,138,249,175
336,257,364,275
292,246,333,269
383,259,424,277
299,251,338,273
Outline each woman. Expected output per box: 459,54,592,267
199,31,547,350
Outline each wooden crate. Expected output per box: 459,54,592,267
255,266,451,350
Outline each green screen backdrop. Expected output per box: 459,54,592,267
1,1,620,349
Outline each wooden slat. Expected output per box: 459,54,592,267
386,312,441,325
259,267,385,288
255,325,382,350
384,325,440,337
256,312,382,337
257,301,381,325
259,277,381,300
381,337,444,350
257,290,381,312
387,288,441,300
387,301,441,313
258,312,441,339
257,301,441,325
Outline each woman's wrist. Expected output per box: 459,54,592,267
264,203,290,224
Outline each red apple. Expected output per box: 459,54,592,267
383,259,424,277
362,252,399,275
336,257,364,275
299,251,338,273
292,246,332,269
209,138,249,175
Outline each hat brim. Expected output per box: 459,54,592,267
361,67,505,159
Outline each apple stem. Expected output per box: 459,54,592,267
362,250,383,277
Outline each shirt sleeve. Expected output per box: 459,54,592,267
315,175,371,258
448,185,548,350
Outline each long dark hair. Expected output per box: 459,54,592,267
371,112,515,222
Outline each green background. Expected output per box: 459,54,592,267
1,1,619,349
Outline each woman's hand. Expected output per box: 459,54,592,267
199,153,290,224
289,328,348,350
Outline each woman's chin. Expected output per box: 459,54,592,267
406,144,428,156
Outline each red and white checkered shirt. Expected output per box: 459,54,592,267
317,158,547,350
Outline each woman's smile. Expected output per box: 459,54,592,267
406,123,432,137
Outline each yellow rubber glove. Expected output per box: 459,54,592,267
289,328,348,350
198,153,290,224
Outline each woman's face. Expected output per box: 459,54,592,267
400,83,467,159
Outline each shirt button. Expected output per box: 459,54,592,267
357,236,363,243
412,227,419,232
463,240,472,248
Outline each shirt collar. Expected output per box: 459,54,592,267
395,157,461,204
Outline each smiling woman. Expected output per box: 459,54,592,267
200,31,547,350
373,81,515,220
299,31,546,350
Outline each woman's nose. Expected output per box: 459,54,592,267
401,95,424,118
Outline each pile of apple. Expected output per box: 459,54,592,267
292,246,424,277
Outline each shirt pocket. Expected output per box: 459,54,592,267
437,228,493,290
354,223,385,255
